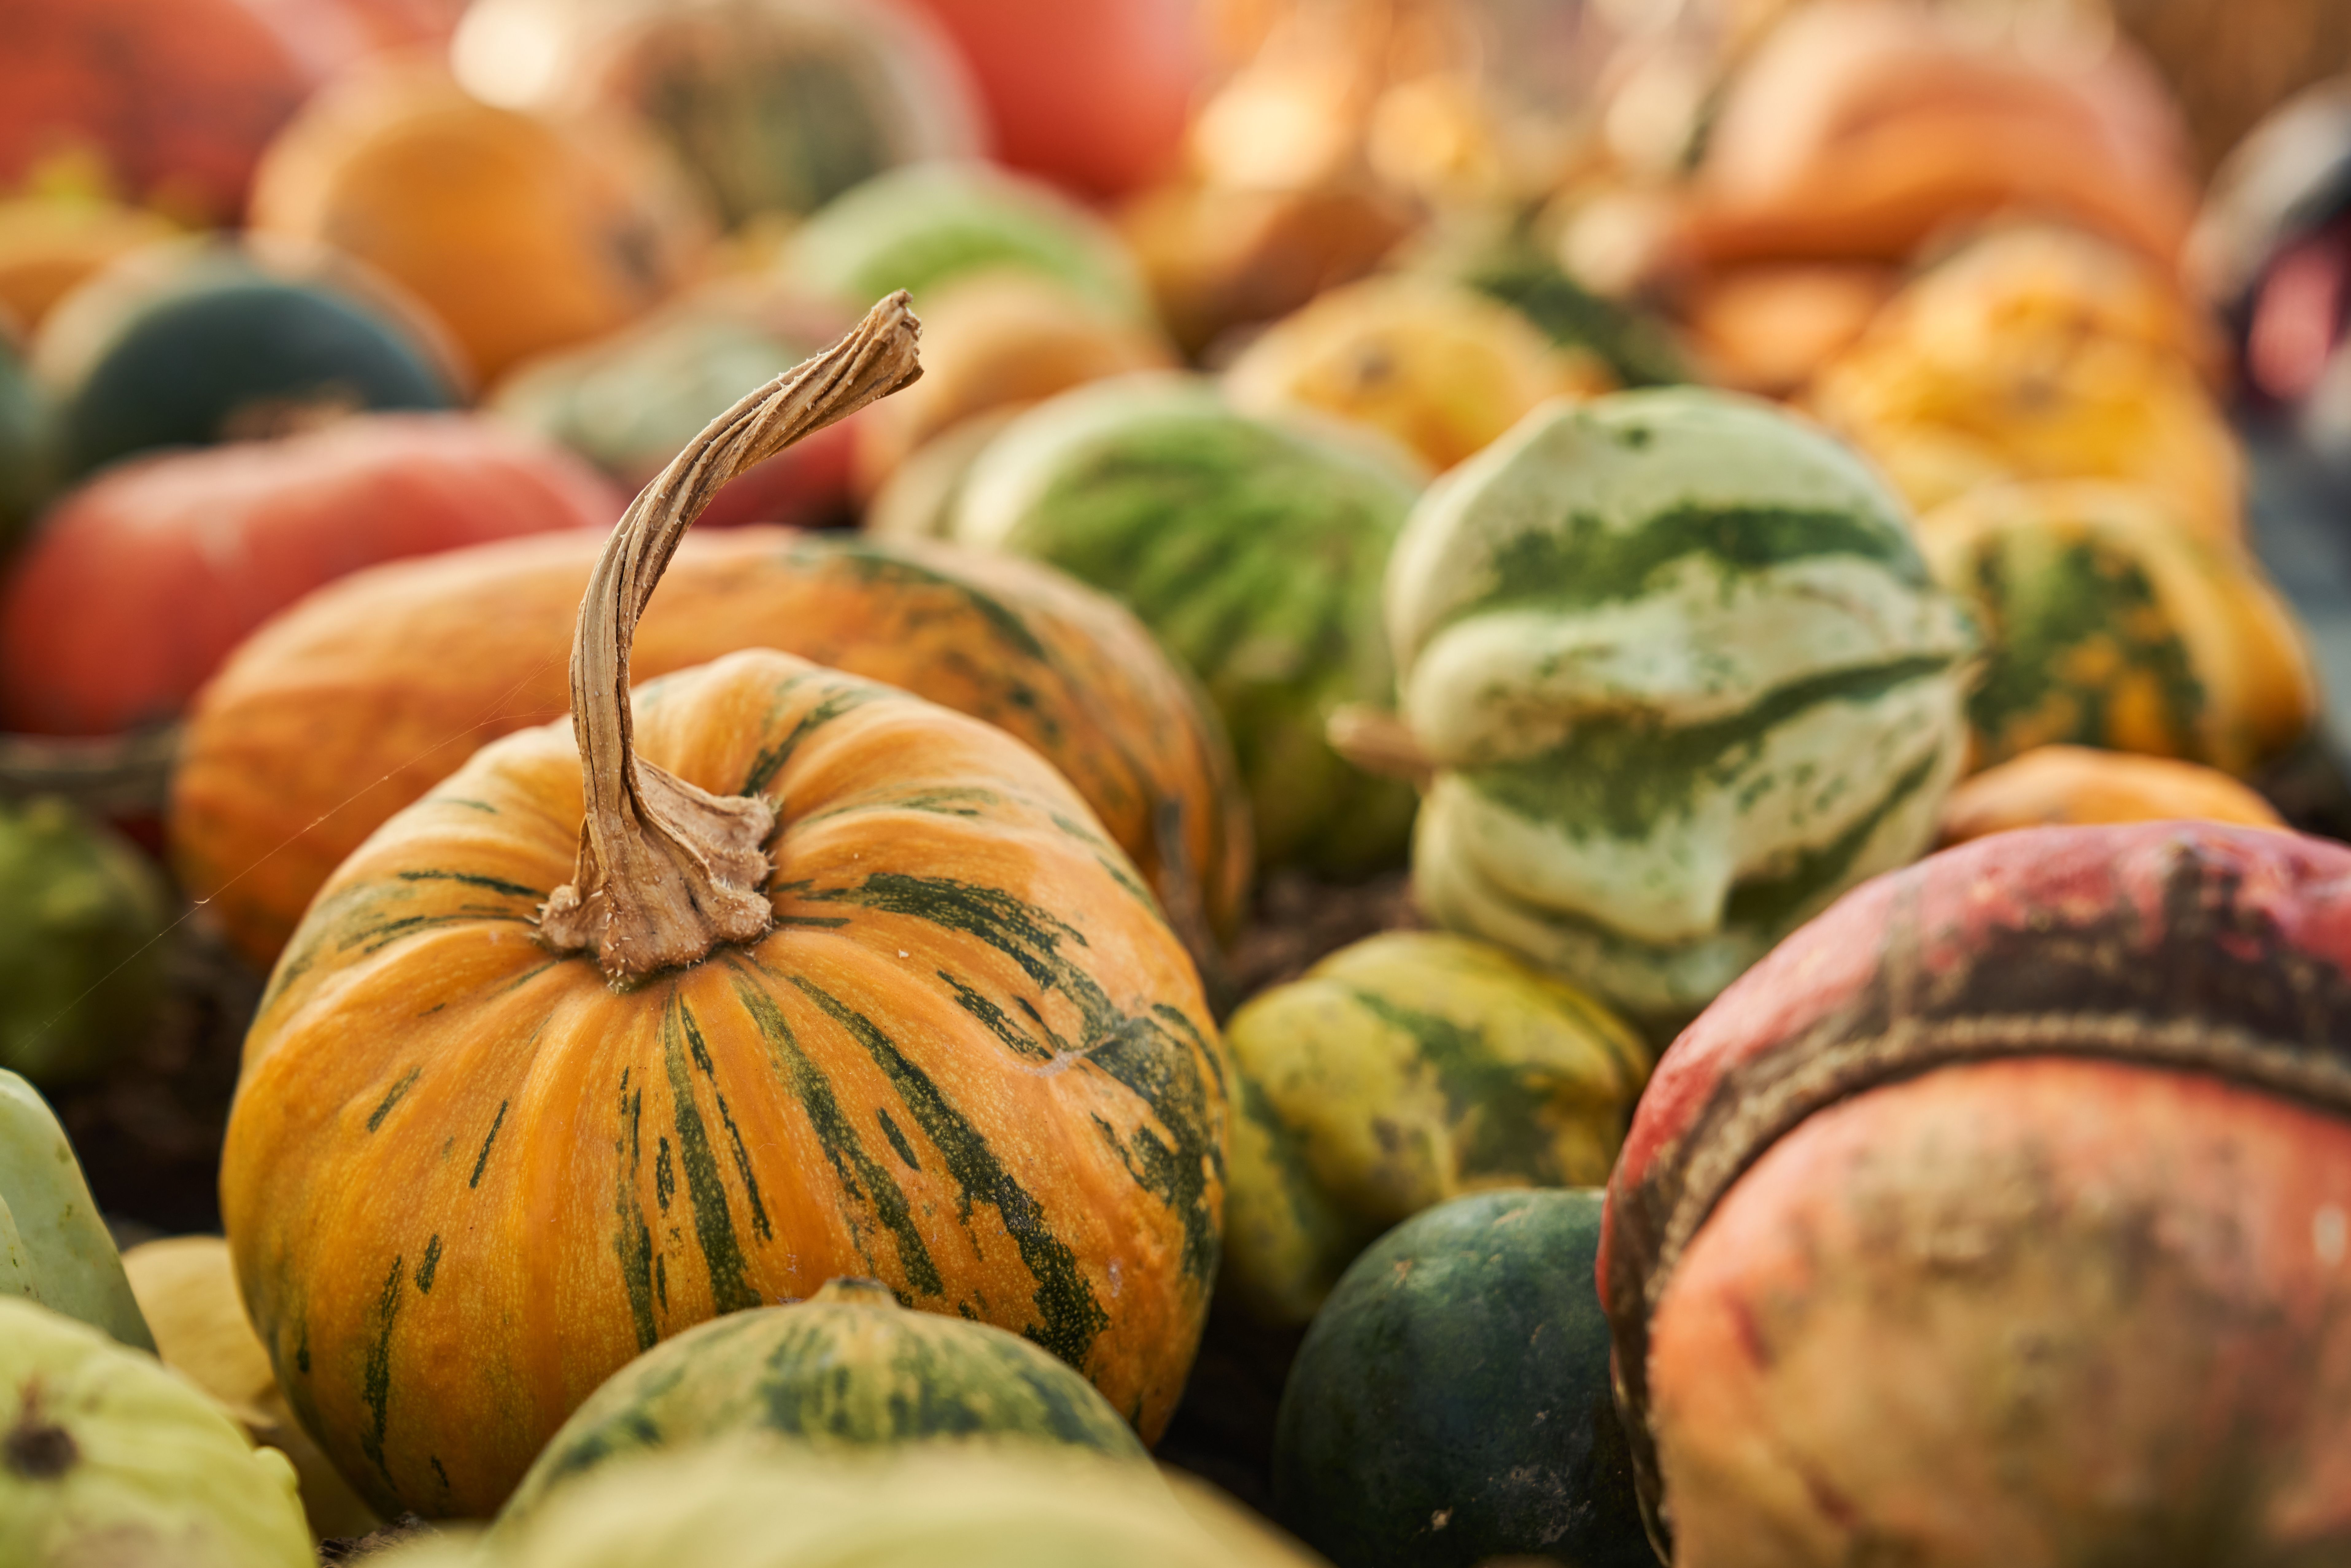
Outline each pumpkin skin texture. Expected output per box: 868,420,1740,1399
1,1070,154,1350
1273,1189,1653,1568
0,1298,313,1568
498,1275,1145,1530
1935,743,2284,846
1220,931,1649,1326
409,1443,1321,1568
250,62,715,385
0,0,325,225
219,650,1228,1518
170,527,1250,976
0,798,171,1087
952,376,1425,875
0,414,621,737
1602,823,2351,1564
1918,482,2318,776
1388,388,1978,1032
50,274,458,480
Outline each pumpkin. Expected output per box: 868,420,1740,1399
851,272,1175,497
0,798,171,1087
2,1070,152,1349
250,60,715,385
1807,226,2243,527
1225,275,1612,473
1389,387,1978,1031
1684,2,2197,268
121,1235,381,1541
1936,743,2285,846
491,279,857,530
1918,481,2318,775
0,1298,312,1567
1603,822,2351,1563
1220,931,1648,1326
0,413,621,738
1272,1189,1652,1568
499,1275,1144,1530
894,0,1205,199
0,336,47,544
41,262,459,482
950,375,1424,874
1426,230,1691,391
171,523,1250,980
404,1443,1319,1568
865,407,1022,542
564,0,985,229
0,0,325,225
0,187,177,334
219,299,1229,1519
785,161,1149,321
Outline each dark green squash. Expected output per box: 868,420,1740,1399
0,797,170,1087
0,337,48,545
1273,1188,1653,1568
498,1277,1148,1533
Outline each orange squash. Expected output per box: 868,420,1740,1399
249,60,713,385
171,524,1251,980
219,298,1227,1518
1937,743,2285,846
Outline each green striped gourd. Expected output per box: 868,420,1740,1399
0,1297,311,1567
499,1277,1145,1532
1,1069,153,1350
1389,388,1978,1029
951,374,1424,873
1221,931,1649,1326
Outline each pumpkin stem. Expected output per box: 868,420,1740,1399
540,293,924,980
1325,703,1435,789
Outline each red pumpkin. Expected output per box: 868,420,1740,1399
0,0,328,225
897,0,1205,199
0,414,621,736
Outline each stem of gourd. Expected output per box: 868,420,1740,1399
539,293,924,981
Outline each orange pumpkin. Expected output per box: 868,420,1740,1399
0,0,326,225
171,524,1250,980
219,298,1227,1517
249,60,714,384
1936,743,2285,846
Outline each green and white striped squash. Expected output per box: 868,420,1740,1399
498,1276,1145,1533
1388,389,1979,1029
1220,932,1649,1327
951,374,1424,874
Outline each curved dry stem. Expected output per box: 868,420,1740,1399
540,292,924,979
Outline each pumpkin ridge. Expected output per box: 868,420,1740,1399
658,1002,761,1316
788,975,1113,1369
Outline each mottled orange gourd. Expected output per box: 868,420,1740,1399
218,298,1229,1520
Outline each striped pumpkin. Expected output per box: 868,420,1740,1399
219,305,1227,1519
950,375,1424,874
1390,388,1979,1030
1919,481,2318,775
1221,931,1649,1327
171,527,1251,979
500,1276,1145,1530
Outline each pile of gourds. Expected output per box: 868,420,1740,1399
6,1,2351,1566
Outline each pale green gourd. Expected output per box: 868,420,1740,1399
0,1070,153,1351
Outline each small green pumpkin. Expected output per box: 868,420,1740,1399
0,1296,311,1567
1,1069,153,1350
499,1277,1146,1532
1389,387,1978,1029
0,797,172,1087
1220,931,1648,1326
1273,1188,1652,1568
951,374,1423,873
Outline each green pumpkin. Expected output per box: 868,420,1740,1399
498,1278,1146,1532
0,1296,310,1567
44,263,455,479
1273,1188,1652,1568
0,797,172,1087
1389,388,1978,1030
0,339,52,546
1220,931,1648,1327
1,1070,152,1349
429,1443,1317,1568
952,375,1423,873
785,162,1148,320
